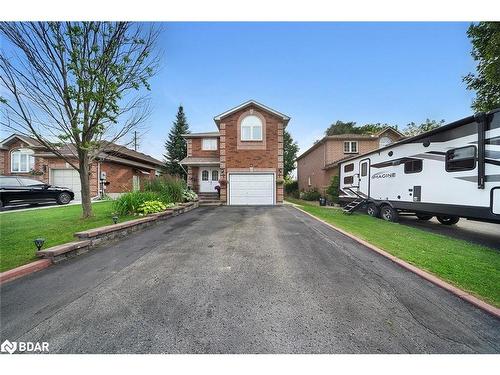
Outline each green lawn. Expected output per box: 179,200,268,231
287,198,500,307
0,201,134,272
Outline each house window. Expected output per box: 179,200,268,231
201,170,209,181
132,175,140,191
344,163,354,173
202,138,217,150
344,141,358,154
308,176,312,186
445,146,476,172
212,170,219,181
241,115,263,141
379,136,392,148
11,148,35,173
344,176,354,185
404,159,423,174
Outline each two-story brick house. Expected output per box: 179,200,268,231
296,128,404,194
180,100,290,205
0,134,163,200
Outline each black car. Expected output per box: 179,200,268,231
0,176,75,208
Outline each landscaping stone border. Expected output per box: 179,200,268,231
0,201,199,284
291,204,500,319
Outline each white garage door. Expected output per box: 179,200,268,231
229,173,274,205
51,169,81,200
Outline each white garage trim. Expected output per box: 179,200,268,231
227,172,275,206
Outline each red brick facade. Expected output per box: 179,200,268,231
1,135,159,199
297,130,404,194
183,101,288,204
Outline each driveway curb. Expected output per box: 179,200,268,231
291,205,500,319
0,259,52,285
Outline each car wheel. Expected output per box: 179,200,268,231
366,203,380,218
57,192,72,205
381,205,399,222
416,214,433,221
436,215,460,225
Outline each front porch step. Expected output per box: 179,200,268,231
200,201,222,206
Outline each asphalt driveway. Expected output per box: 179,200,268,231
1,206,499,353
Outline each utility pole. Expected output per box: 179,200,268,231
133,131,137,151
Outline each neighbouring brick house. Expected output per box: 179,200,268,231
296,128,404,194
0,134,163,200
180,100,290,205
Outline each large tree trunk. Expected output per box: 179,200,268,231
79,154,93,218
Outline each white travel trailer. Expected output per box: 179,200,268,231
339,109,500,224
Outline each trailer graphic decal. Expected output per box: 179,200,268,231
371,171,396,179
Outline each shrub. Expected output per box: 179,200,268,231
284,179,298,195
144,176,185,204
326,175,340,203
137,200,174,215
300,188,321,201
182,189,198,202
113,191,161,215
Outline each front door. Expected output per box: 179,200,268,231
358,159,370,197
199,168,219,193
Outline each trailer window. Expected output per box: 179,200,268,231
361,162,367,177
445,146,476,172
344,163,354,173
344,176,354,185
404,159,422,174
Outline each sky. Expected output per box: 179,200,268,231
1,22,477,160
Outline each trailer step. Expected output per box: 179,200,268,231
342,198,366,214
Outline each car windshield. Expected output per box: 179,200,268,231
18,178,46,186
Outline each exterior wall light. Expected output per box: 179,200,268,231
112,216,118,224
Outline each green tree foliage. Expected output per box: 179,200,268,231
164,106,190,178
0,22,160,218
325,121,398,136
404,119,445,137
326,175,340,203
283,130,299,178
463,22,500,112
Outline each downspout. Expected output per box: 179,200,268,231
474,112,487,189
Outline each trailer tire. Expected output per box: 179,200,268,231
416,214,433,221
436,215,460,225
366,203,380,218
380,205,399,222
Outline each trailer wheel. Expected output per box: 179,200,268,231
366,203,380,218
436,215,460,225
416,214,433,221
380,205,399,222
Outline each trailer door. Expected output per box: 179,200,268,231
358,159,370,197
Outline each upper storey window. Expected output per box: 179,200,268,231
241,115,263,141
202,138,217,150
379,136,392,148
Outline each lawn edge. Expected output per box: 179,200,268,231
290,204,500,319
0,259,52,285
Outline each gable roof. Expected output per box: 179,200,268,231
374,127,405,138
213,100,290,126
0,134,43,148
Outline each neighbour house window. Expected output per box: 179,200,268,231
202,138,217,150
308,176,312,186
11,149,35,173
344,163,354,173
344,141,358,154
379,136,392,148
212,170,219,181
241,115,263,141
404,159,423,174
201,170,209,181
344,176,354,185
445,146,476,172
